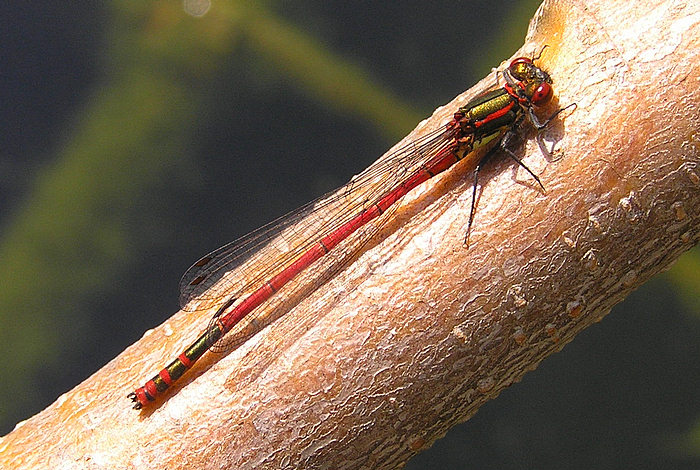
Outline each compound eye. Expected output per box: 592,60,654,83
509,57,533,68
508,57,534,81
531,82,553,105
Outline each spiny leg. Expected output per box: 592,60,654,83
464,144,500,247
500,129,546,193
531,102,577,161
463,132,546,247
464,160,482,247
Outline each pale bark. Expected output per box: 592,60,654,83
1,0,698,468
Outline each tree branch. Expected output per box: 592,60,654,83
2,0,698,468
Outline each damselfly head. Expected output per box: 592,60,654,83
507,57,552,86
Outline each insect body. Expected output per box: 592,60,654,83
129,54,569,409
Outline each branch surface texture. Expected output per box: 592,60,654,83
1,0,698,468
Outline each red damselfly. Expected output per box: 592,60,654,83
129,52,572,409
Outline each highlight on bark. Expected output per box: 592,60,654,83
1,0,697,469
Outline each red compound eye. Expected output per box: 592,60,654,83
509,57,533,68
531,81,553,105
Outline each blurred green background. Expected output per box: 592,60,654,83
1,1,698,467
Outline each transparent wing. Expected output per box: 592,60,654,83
179,122,459,350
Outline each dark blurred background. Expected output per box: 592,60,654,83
1,1,698,468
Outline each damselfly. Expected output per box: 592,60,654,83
129,52,572,409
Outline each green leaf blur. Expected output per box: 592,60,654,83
0,0,697,467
